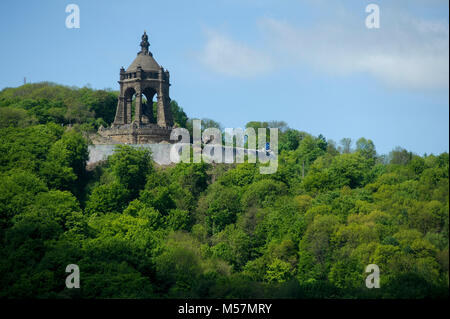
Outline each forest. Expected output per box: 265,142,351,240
0,82,448,298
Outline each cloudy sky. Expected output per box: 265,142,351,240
0,0,448,155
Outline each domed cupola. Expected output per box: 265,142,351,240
126,31,161,72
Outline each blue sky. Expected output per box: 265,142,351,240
0,0,448,155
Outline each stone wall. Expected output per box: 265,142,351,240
88,143,276,166
98,123,173,144
88,144,174,165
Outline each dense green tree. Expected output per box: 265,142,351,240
0,83,118,129
204,184,242,234
85,182,130,215
40,129,89,191
390,146,413,165
279,129,305,152
0,169,47,228
340,138,352,154
0,83,448,299
356,137,377,163
0,107,36,128
170,100,188,128
108,145,153,196
140,186,176,214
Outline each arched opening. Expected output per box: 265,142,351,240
141,87,157,124
122,86,160,125
124,87,136,124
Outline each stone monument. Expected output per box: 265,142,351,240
99,31,174,144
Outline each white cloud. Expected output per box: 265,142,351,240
198,5,448,90
260,16,449,90
198,29,273,78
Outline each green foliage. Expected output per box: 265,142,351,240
0,84,448,298
0,169,48,228
241,179,288,209
40,129,89,191
165,209,191,231
0,82,118,128
204,185,242,234
279,129,305,152
0,123,64,173
356,137,377,163
85,182,130,215
170,100,188,128
169,162,210,197
108,145,153,196
390,146,413,165
265,258,293,283
140,186,176,214
303,153,373,192
0,107,36,128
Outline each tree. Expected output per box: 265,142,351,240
279,129,304,152
241,179,287,209
85,182,129,215
80,89,117,125
297,215,340,282
265,258,292,283
389,146,413,165
170,162,210,197
0,169,47,228
165,209,191,231
328,153,371,189
39,130,88,192
211,224,252,270
140,186,176,214
1,82,449,299
340,138,352,154
356,137,376,163
108,145,153,196
205,185,241,234
154,233,204,294
267,121,289,133
64,101,94,124
0,107,35,128
170,100,188,128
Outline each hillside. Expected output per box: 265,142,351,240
0,83,448,298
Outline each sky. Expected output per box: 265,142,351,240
0,0,448,155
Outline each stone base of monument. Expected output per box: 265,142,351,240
97,123,173,144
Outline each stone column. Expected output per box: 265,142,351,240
156,90,165,127
126,96,132,124
113,96,126,125
134,91,142,123
156,87,173,127
156,88,173,127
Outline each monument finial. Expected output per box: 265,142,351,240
140,31,150,54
